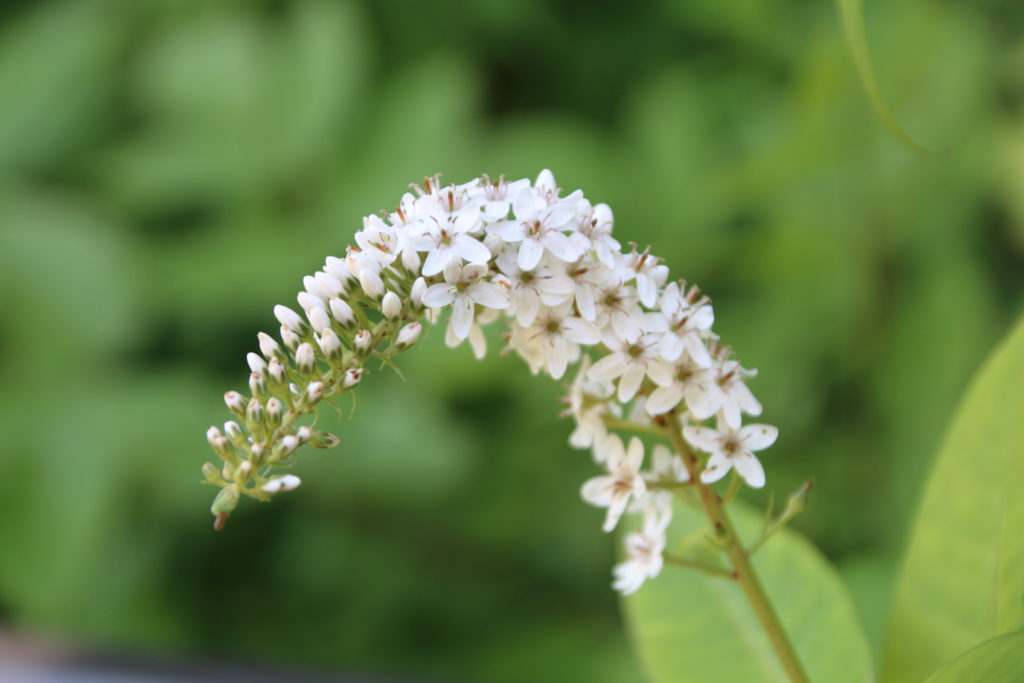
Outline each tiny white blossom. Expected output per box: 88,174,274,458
581,435,646,532
421,262,510,341
612,508,670,595
683,421,778,488
587,333,673,403
643,281,714,366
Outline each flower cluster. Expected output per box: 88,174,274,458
202,170,777,594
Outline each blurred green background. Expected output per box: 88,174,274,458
1,0,1023,680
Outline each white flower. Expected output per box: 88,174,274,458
487,185,584,270
523,304,601,379
587,333,673,403
422,262,510,341
643,281,714,366
645,356,714,417
577,203,621,268
622,247,669,308
642,444,689,514
495,248,574,326
562,355,618,451
581,435,646,532
683,421,778,488
408,211,491,276
592,284,645,343
710,359,763,429
612,508,670,595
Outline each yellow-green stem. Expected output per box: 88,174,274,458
661,420,810,683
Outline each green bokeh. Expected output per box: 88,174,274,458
0,0,1022,680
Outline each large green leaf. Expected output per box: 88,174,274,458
884,316,1024,682
621,499,874,682
925,631,1024,683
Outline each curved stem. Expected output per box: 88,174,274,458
661,420,810,683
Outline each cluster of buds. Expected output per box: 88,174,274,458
202,170,777,595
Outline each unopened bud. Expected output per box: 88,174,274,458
236,459,252,481
354,329,371,354
297,426,313,443
274,305,308,335
358,269,384,299
309,430,340,449
249,371,267,398
272,434,299,461
382,291,402,320
296,291,325,316
306,381,324,403
318,328,342,360
257,332,283,360
261,474,301,494
224,391,246,417
250,442,266,463
325,256,352,284
315,271,345,298
202,462,222,484
308,306,332,334
295,342,316,374
211,487,240,530
396,322,422,349
280,325,301,351
410,277,427,308
268,357,286,384
246,397,264,426
247,352,267,374
266,397,283,426
329,298,355,327
344,368,363,388
224,421,244,443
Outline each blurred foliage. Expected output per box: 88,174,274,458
0,0,1022,681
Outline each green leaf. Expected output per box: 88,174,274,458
924,631,1024,683
835,0,931,152
621,499,874,682
883,315,1024,682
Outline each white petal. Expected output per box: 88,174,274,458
467,281,510,309
643,312,669,333
542,230,581,262
733,452,766,488
722,399,742,429
659,333,684,362
450,295,475,340
685,335,712,368
637,275,657,308
468,323,487,360
421,283,455,308
686,384,720,420
453,234,492,264
421,245,451,277
624,438,645,472
488,220,525,241
700,453,732,484
646,385,684,416
518,238,545,271
603,496,630,532
562,317,601,345
546,336,569,379
581,476,616,507
514,289,541,327
645,360,675,387
588,353,628,381
575,284,597,321
739,424,778,451
683,426,720,454
617,362,646,402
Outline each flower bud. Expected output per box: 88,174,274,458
266,397,283,427
410,277,427,308
224,421,245,444
268,357,286,385
325,256,352,284
382,291,402,320
306,381,324,403
354,329,371,354
296,426,313,443
249,371,267,398
318,328,343,360
202,462,222,484
236,459,252,481
396,322,422,349
297,292,325,317
309,430,340,449
257,332,284,360
315,271,345,298
274,305,308,335
280,325,301,351
224,391,246,418
246,397,264,426
303,275,328,300
295,342,316,375
329,298,355,328
358,268,384,299
211,487,239,516
250,442,266,464
344,368,363,388
247,352,267,374
270,435,299,462
261,474,301,494
308,306,332,334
